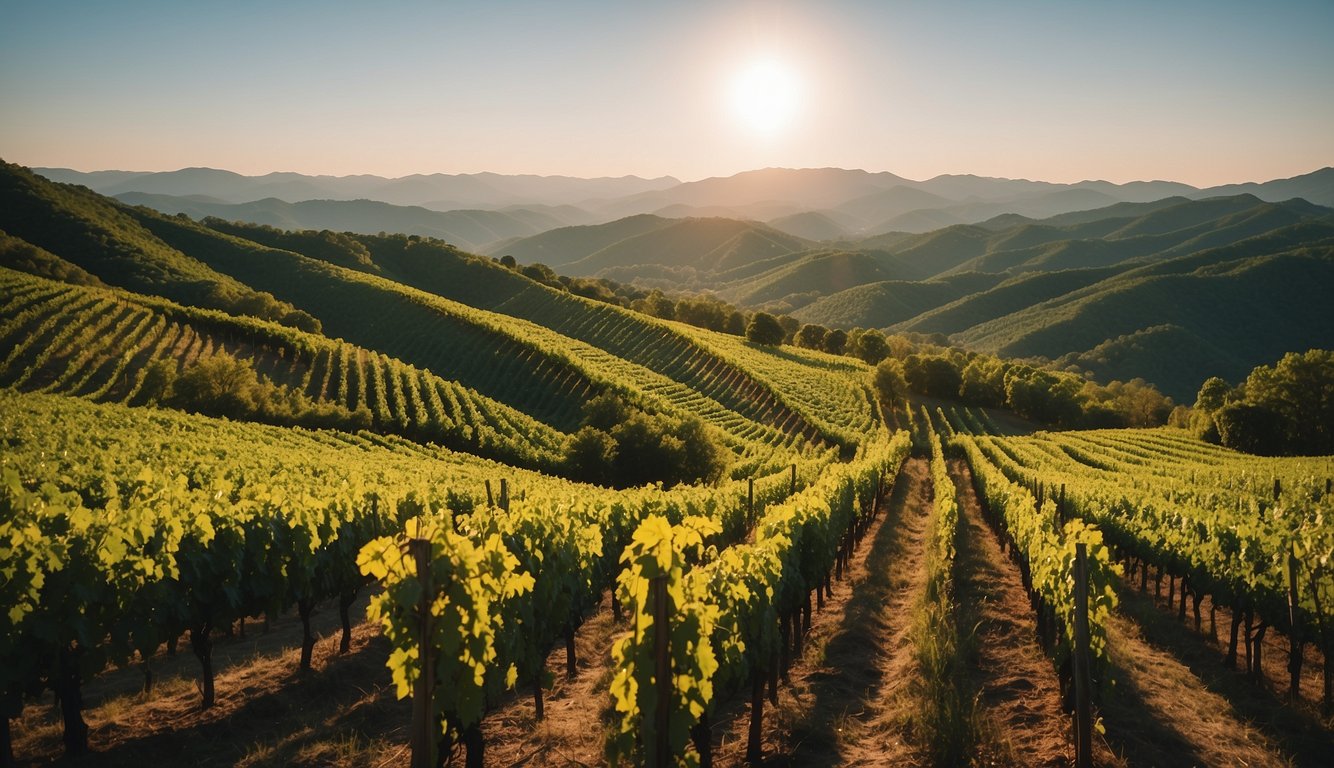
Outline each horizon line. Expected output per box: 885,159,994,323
21,161,1334,190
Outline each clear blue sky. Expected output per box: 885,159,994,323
2,0,1331,185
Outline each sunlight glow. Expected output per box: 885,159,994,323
730,58,801,137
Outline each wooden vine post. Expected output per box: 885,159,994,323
1072,543,1093,768
650,574,671,768
1287,550,1302,700
409,538,435,768
747,660,765,765
748,477,755,527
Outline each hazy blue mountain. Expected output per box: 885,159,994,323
766,210,861,241
487,214,674,266
1195,166,1334,207
38,164,1334,239
114,192,565,252
35,167,679,209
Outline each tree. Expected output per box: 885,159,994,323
795,324,828,350
499,254,517,269
960,357,1006,407
1004,366,1083,427
903,354,963,399
822,328,848,355
745,312,785,346
873,359,907,404
520,263,562,288
674,416,726,485
172,352,260,418
644,290,676,321
1214,402,1285,455
562,393,729,488
582,391,632,432
139,358,178,403
853,329,890,364
884,334,916,361
562,427,618,486
675,297,729,331
1194,376,1232,413
1238,349,1334,454
1107,378,1173,427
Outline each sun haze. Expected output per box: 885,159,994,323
729,57,802,137
1,1,1331,185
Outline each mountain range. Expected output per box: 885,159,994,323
18,161,1334,402
486,192,1334,400
37,165,1334,245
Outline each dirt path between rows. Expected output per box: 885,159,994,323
1097,584,1330,768
10,588,622,768
481,594,619,767
710,457,934,766
948,458,1074,767
11,594,413,767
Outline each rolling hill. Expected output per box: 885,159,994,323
0,162,315,330
792,273,1006,330
955,246,1334,398
2,163,895,473
0,266,568,469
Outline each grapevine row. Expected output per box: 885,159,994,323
605,429,910,765
976,429,1334,705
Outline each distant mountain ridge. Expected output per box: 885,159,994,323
112,192,574,252
37,165,1334,239
34,167,681,209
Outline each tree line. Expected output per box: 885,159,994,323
1185,349,1332,455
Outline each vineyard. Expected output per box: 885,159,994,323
130,213,851,451
6,384,1330,766
1,164,1331,766
0,268,571,469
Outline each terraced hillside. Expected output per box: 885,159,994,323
0,267,568,469
195,219,868,451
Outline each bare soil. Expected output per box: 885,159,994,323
948,458,1075,767
14,464,1330,768
481,593,620,767
1096,583,1332,768
1125,567,1329,720
11,593,411,767
711,457,934,767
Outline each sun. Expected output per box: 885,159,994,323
730,58,801,137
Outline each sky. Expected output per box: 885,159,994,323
2,0,1332,187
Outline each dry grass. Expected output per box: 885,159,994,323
1128,572,1329,719
1097,605,1295,768
11,594,411,768
481,592,622,767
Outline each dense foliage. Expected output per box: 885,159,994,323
871,345,1174,429
1188,349,1333,455
561,393,729,488
745,312,785,346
